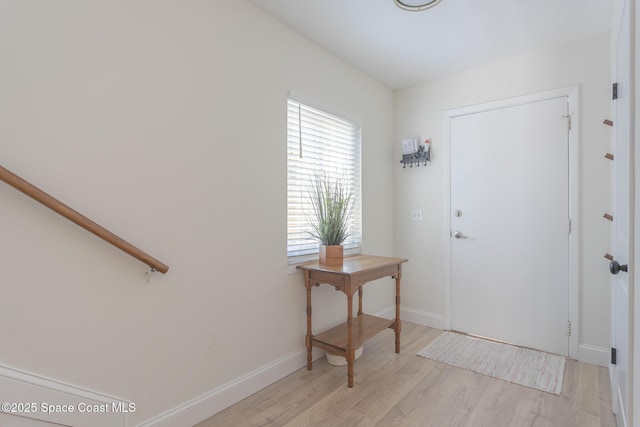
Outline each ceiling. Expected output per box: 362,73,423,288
249,0,616,89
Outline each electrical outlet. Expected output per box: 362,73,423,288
411,209,423,222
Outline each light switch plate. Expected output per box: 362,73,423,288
411,209,423,221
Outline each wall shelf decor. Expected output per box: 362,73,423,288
401,138,431,168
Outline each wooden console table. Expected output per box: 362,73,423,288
297,254,408,387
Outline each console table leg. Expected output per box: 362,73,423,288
305,275,313,370
395,272,401,353
347,293,354,387
305,335,312,370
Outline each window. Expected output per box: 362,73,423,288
287,98,362,261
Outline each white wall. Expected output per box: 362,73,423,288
394,34,612,361
0,0,395,424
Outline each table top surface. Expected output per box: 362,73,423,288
296,254,408,275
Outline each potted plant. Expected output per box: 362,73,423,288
307,172,353,265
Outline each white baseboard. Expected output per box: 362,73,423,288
400,308,445,329
577,343,610,367
0,364,131,427
617,387,628,427
376,306,444,330
137,347,324,427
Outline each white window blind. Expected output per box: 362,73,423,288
287,98,362,260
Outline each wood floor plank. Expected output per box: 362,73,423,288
197,324,617,427
457,376,521,427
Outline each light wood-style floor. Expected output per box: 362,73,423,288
197,323,617,427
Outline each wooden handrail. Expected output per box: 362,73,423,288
0,165,169,274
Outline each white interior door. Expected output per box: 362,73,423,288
450,95,570,356
611,0,632,424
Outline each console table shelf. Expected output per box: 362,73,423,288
312,313,396,356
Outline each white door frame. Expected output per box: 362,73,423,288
443,86,580,359
634,0,640,423
612,0,637,425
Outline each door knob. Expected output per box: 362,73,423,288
453,231,467,239
609,260,628,275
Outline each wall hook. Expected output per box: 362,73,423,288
145,267,157,283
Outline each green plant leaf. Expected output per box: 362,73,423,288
305,172,353,246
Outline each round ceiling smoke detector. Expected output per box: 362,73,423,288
394,0,443,11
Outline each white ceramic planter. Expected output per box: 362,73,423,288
325,346,363,366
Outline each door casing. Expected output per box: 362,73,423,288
611,0,634,424
443,86,580,359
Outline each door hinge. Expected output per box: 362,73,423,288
567,219,572,234
567,321,572,336
613,83,618,100
562,114,572,130
611,347,617,365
